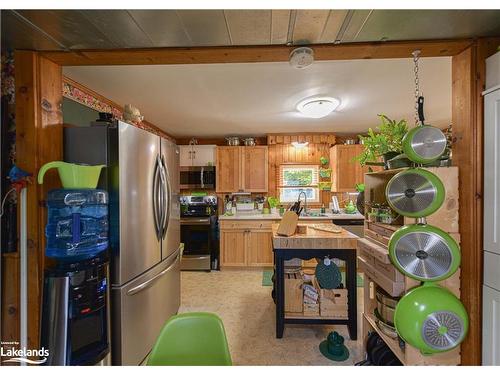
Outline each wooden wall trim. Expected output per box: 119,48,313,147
62,76,175,142
39,39,473,66
13,51,63,352
451,37,500,365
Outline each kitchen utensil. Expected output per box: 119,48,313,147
403,97,447,164
319,331,349,362
394,282,468,354
386,153,412,170
331,196,340,214
376,315,399,339
344,139,356,145
38,161,105,189
315,259,342,289
389,223,460,282
386,168,445,218
309,223,343,234
344,200,357,214
371,343,402,365
225,137,240,146
242,137,256,146
276,211,299,237
375,287,399,326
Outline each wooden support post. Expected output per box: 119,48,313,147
452,37,500,366
13,51,62,352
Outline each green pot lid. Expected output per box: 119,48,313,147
402,125,447,164
386,168,445,218
315,261,342,289
389,224,460,282
394,283,468,354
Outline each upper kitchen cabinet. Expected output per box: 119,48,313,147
216,146,268,193
179,145,216,167
242,146,268,192
330,144,370,192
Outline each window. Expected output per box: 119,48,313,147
278,164,320,203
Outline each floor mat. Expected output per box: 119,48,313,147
262,269,273,286
262,270,363,287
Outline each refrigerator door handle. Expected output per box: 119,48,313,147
200,167,204,189
160,156,171,238
158,155,167,238
126,248,181,296
152,157,161,240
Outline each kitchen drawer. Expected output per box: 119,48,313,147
219,220,275,230
364,228,389,246
358,254,404,297
366,222,397,240
357,246,375,267
374,258,404,282
357,238,390,264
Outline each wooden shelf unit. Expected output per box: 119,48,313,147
360,166,461,366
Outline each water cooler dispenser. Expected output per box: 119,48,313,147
41,189,111,365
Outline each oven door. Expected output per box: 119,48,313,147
180,217,212,270
179,166,215,189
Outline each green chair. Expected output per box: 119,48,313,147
147,312,232,366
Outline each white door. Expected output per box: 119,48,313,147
484,88,500,255
483,285,500,365
179,145,193,167
191,145,216,166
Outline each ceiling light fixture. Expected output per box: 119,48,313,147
296,96,340,118
291,141,309,149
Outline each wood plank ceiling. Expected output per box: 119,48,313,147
2,9,500,51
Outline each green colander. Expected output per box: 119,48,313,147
389,224,460,282
385,168,445,218
394,282,468,354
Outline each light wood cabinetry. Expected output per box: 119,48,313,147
220,230,246,266
216,146,268,193
220,220,273,267
330,144,375,192
246,231,274,266
216,146,242,192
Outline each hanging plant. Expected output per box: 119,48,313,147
319,168,332,179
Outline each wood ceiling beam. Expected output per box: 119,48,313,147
40,39,473,66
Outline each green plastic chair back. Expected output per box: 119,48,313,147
147,312,232,366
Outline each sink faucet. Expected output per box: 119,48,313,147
297,191,308,216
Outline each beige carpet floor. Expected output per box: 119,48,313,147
179,269,365,365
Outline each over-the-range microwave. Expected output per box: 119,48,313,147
179,166,216,189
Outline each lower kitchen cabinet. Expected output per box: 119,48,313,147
220,220,274,267
220,230,246,266
246,231,273,266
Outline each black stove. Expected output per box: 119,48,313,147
179,195,219,271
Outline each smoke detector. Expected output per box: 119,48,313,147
289,47,314,69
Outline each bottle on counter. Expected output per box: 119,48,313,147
320,203,326,214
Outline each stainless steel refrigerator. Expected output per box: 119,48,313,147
64,120,180,365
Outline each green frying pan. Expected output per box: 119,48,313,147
394,282,468,354
389,224,460,282
402,97,447,164
385,168,445,218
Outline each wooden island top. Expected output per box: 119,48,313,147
271,223,359,250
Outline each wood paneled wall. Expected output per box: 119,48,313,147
268,142,332,207
6,52,64,354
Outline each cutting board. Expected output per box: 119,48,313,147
276,211,299,237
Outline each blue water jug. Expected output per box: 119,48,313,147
46,189,108,262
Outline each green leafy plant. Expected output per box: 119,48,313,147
355,115,408,166
268,196,280,208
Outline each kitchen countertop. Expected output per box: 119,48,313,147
219,211,365,221
271,223,359,250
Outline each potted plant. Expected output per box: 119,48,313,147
355,115,409,169
268,196,280,214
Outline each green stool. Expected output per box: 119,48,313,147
147,312,232,366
